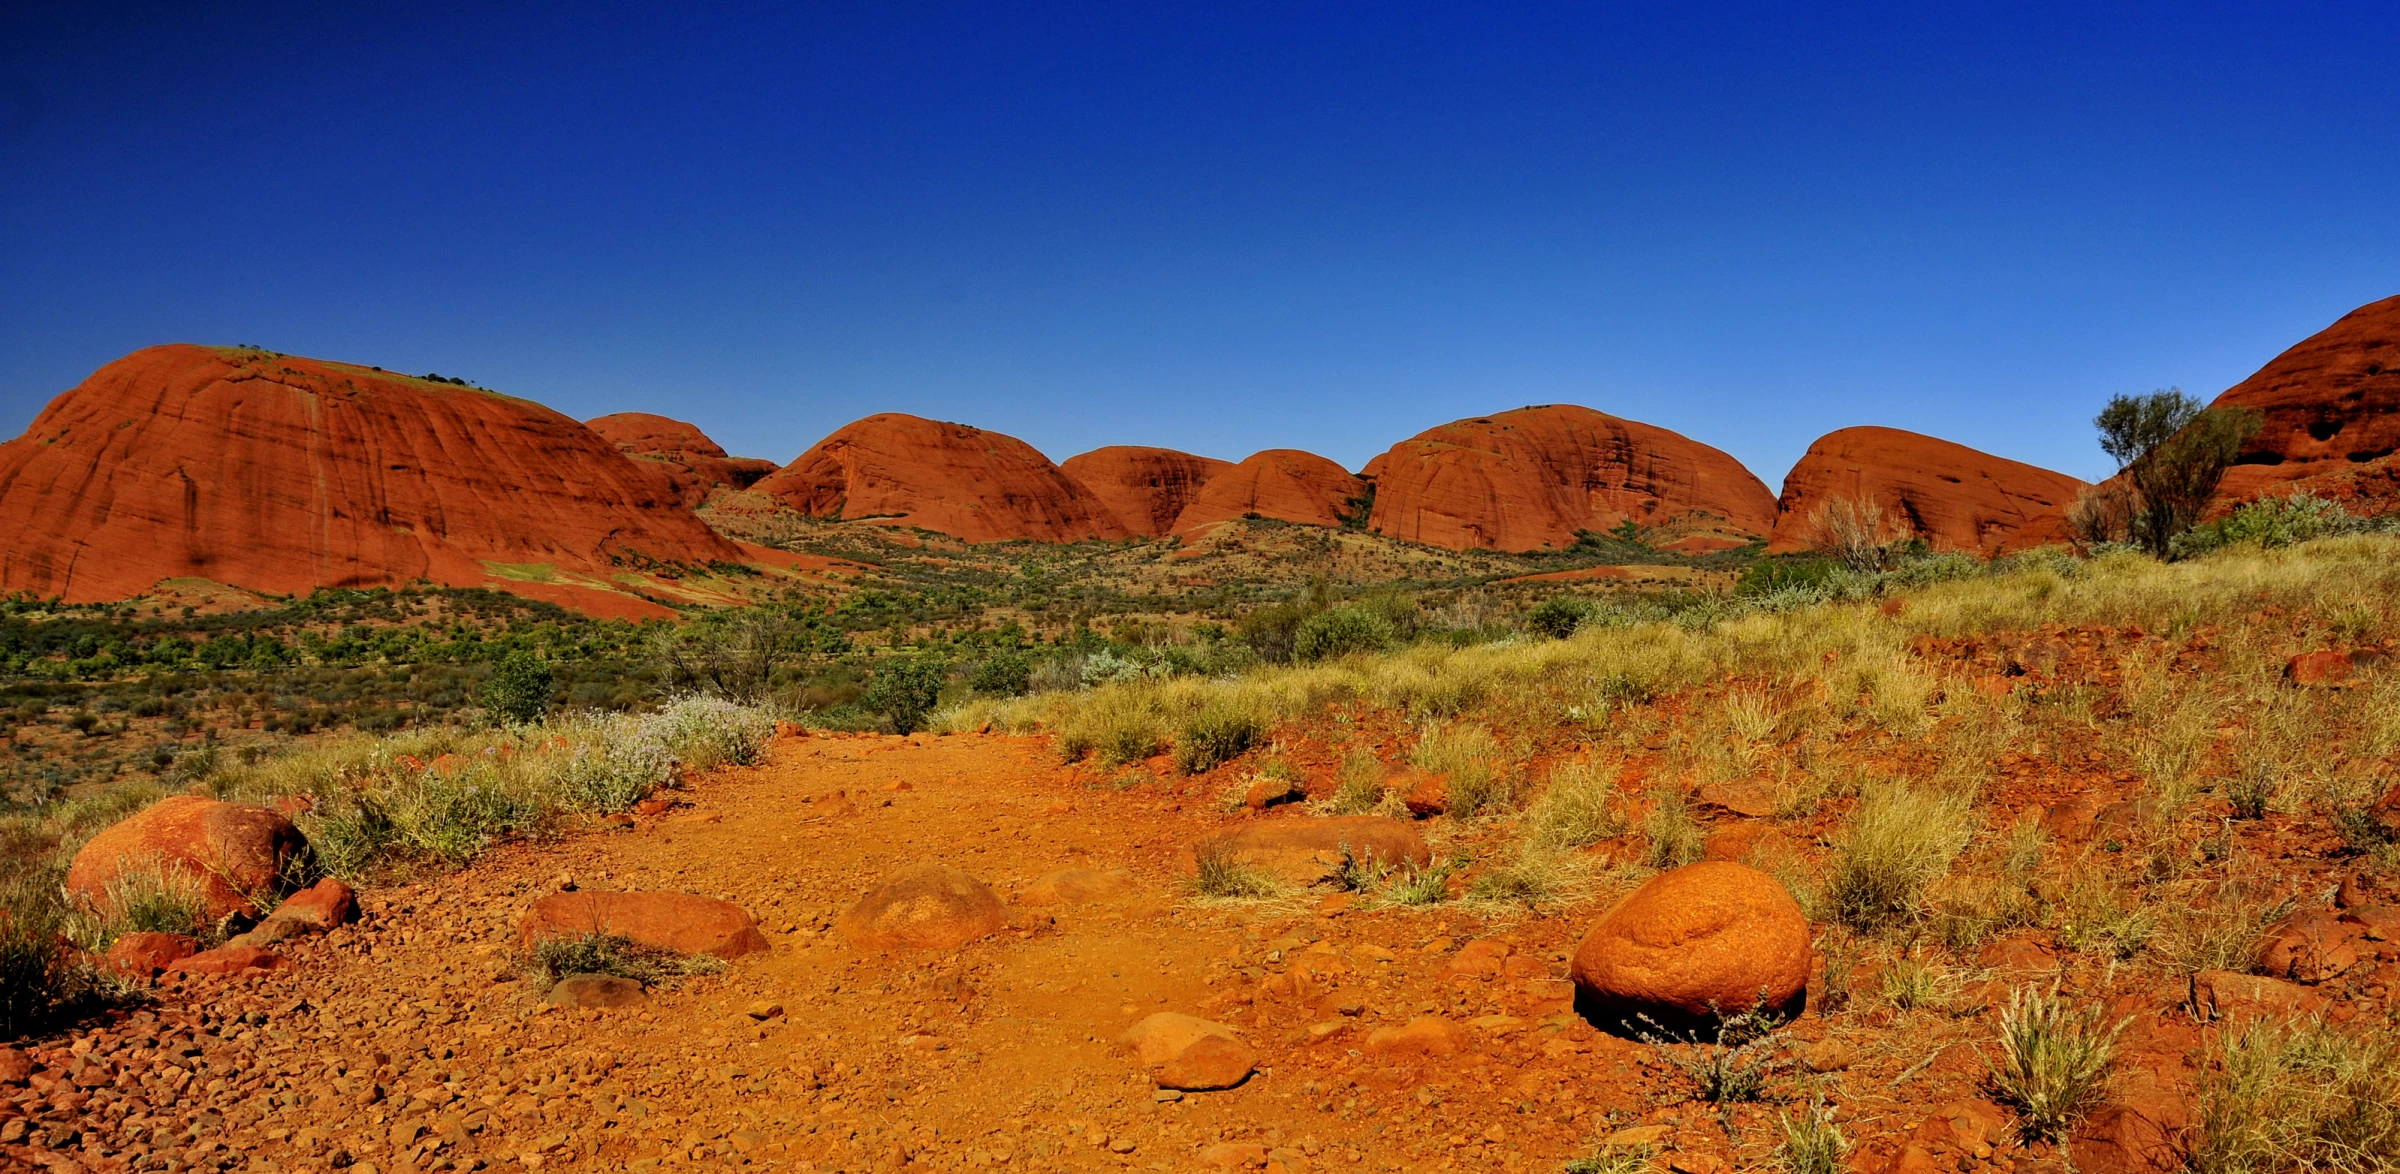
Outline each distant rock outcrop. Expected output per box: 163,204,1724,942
0,345,744,613
587,411,778,506
1365,405,1776,551
1767,426,2085,554
2208,293,2400,513
1060,446,1233,537
1171,449,1364,537
754,413,1131,543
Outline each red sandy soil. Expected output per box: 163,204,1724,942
0,346,743,618
756,415,1131,544
1766,427,2086,555
1060,449,1234,539
1365,407,1777,553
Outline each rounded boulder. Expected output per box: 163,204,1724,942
65,796,308,922
1121,1012,1256,1090
518,890,770,959
837,864,1009,951
1570,861,1810,1033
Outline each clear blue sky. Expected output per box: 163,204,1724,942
4,2,2396,486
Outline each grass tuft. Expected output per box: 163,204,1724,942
1826,780,1974,932
1988,984,2126,1143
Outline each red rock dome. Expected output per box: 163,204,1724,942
754,413,1131,543
587,411,779,507
2208,293,2400,512
1171,449,1364,537
1767,427,2085,554
0,345,744,613
1060,446,1233,537
1365,405,1776,551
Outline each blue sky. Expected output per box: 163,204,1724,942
4,2,2396,486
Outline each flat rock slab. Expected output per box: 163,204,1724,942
518,890,770,959
1017,868,1137,907
546,975,647,1009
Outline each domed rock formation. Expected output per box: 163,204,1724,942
0,345,746,614
1170,449,1365,537
587,411,779,507
2207,293,2400,512
1365,406,1777,552
66,796,308,922
1060,446,1233,537
755,414,1131,543
1767,427,2086,555
1570,861,1811,1033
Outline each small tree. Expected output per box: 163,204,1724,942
481,651,553,725
967,650,1031,697
2094,389,2262,556
864,655,948,735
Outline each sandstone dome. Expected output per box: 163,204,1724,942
1171,449,1364,537
0,345,743,613
587,411,779,507
2208,293,2400,512
754,413,1131,543
1364,405,1776,551
1059,446,1233,537
1767,426,2086,554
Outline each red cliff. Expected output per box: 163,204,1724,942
587,411,779,507
755,413,1131,543
1364,405,1776,551
1767,427,2085,554
1060,446,1233,537
0,345,745,614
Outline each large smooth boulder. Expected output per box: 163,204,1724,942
836,864,1009,951
1188,816,1431,888
1570,861,1810,1033
1121,1013,1256,1090
1767,426,2084,555
518,890,770,959
65,796,307,922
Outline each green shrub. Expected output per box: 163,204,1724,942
1294,607,1396,662
1526,596,1593,640
479,652,553,725
968,651,1032,697
864,655,948,735
1173,698,1265,775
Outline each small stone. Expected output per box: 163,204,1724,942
2285,651,2353,687
745,1001,784,1021
1121,1013,1257,1091
164,944,287,977
1244,776,1304,811
544,975,647,1009
1199,1141,1268,1167
1152,1088,1184,1103
1802,1038,1856,1072
1363,1016,1466,1057
1399,770,1448,818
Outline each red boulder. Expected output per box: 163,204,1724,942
65,796,307,922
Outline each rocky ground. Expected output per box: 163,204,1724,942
6,721,2396,1174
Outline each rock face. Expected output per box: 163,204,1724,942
836,863,1010,951
517,890,771,959
2208,293,2400,512
0,345,746,611
1189,816,1431,888
587,411,779,506
1170,449,1365,536
1766,427,2086,554
756,414,1131,543
1060,446,1233,537
1365,406,1777,551
1121,1013,1257,1090
1570,861,1811,1032
65,796,307,922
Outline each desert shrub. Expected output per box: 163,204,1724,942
1173,698,1266,774
1239,600,1320,664
1990,985,2125,1143
1812,497,1899,572
1382,856,1459,906
524,931,721,989
1526,759,1624,849
2151,873,2294,977
1190,845,1282,899
1059,689,1165,766
863,655,948,735
638,693,776,772
2174,492,2357,559
479,651,553,725
1645,788,1706,869
2190,1018,2400,1174
1466,846,1588,906
0,879,68,1037
1825,781,1974,932
1324,752,1387,815
2095,389,2263,556
1526,596,1594,640
1411,723,1509,817
968,650,1032,697
1776,1098,1847,1174
1294,607,1396,663
648,608,794,702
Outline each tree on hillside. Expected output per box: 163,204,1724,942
2094,389,2262,556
